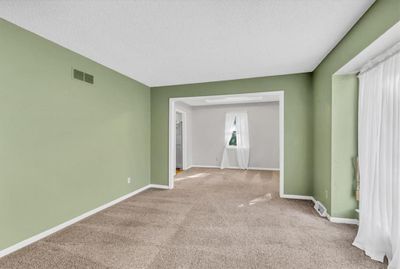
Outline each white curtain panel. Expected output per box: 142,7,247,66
235,112,250,169
353,44,400,269
220,111,250,169
220,112,237,169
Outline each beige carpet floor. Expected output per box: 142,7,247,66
0,168,385,269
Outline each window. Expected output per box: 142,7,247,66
221,111,250,169
228,117,237,146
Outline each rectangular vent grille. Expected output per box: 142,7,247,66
73,69,94,84
84,73,94,84
314,201,327,217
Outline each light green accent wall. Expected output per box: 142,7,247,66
312,71,332,211
331,75,358,219
312,0,400,215
151,74,314,196
0,19,151,250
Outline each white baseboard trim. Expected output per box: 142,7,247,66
327,215,359,225
0,184,154,258
189,165,280,171
310,199,359,225
187,165,217,169
280,194,315,202
149,184,170,190
249,167,280,171
282,195,359,225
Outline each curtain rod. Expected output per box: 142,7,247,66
358,42,400,76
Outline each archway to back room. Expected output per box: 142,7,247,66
168,91,284,199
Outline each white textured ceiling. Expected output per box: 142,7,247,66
0,0,375,87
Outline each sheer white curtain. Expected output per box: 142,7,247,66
220,113,236,169
220,111,250,169
235,112,250,169
353,43,400,269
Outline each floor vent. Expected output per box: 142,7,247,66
73,69,94,84
314,201,327,217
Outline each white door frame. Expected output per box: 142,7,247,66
169,91,284,196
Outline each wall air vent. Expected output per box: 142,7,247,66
84,73,94,84
73,69,94,84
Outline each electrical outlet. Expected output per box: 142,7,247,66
127,177,131,184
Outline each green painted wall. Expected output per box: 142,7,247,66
312,0,400,215
151,74,314,196
0,19,151,250
331,75,358,218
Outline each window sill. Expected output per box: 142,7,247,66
225,145,237,149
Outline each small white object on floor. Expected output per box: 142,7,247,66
249,193,272,206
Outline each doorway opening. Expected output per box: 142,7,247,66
175,110,184,175
168,91,284,195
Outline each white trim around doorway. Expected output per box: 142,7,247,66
169,91,285,195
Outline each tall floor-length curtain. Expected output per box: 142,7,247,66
235,112,250,169
353,43,400,269
220,111,250,169
220,112,237,169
